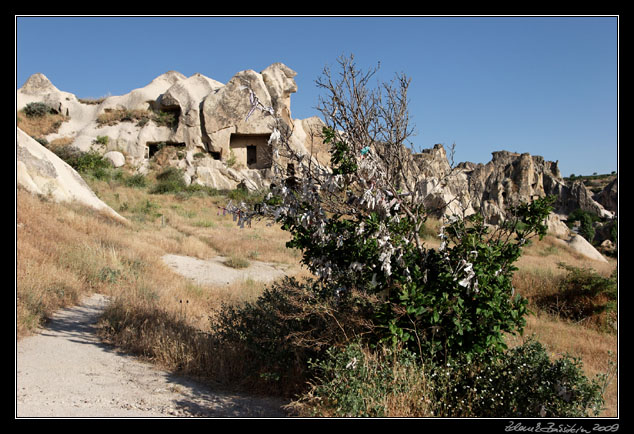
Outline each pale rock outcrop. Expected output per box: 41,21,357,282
17,73,79,114
16,128,127,224
17,73,100,143
158,72,223,150
462,151,562,225
558,234,608,263
412,145,612,237
98,70,186,113
18,67,613,228
103,151,126,168
201,69,274,155
545,213,572,239
553,179,613,219
18,64,322,192
261,63,298,127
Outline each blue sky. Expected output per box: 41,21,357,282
16,16,618,177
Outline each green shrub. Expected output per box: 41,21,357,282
94,135,109,146
299,341,431,417
533,263,618,331
153,110,178,129
52,147,111,174
223,256,250,269
150,167,187,194
434,338,610,417
124,173,147,188
295,337,611,417
566,209,599,243
274,193,553,364
24,102,54,117
212,277,376,395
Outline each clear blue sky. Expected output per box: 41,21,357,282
16,16,618,177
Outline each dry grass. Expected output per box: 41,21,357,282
16,178,618,416
95,108,150,126
506,235,618,417
17,110,69,139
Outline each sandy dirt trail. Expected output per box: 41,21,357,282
16,293,288,418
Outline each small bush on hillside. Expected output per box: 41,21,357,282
52,146,111,174
293,337,609,417
96,108,178,129
295,341,432,417
150,167,187,194
152,109,178,129
94,135,109,147
24,102,55,117
124,173,148,188
223,256,250,269
534,263,617,331
566,209,599,243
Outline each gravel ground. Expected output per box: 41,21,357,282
16,293,288,418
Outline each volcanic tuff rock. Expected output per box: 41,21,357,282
17,66,615,260
16,127,127,224
17,64,325,191
416,145,614,224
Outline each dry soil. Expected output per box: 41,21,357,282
16,293,288,418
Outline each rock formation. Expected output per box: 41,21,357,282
413,145,614,223
17,65,326,191
411,145,615,262
593,178,618,214
17,66,615,262
16,127,127,224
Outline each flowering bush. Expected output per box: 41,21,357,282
431,337,611,417
291,337,610,417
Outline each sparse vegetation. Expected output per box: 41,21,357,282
223,255,250,269
78,96,107,105
96,108,178,129
17,103,69,140
23,102,56,117
567,208,600,243
52,146,112,174
16,173,617,416
16,58,617,418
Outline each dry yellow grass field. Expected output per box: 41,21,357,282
16,174,618,416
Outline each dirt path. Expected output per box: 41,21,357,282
16,293,288,418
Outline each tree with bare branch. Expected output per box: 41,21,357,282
225,55,554,363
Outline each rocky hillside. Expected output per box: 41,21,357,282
414,144,616,222
17,64,616,261
17,64,327,192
